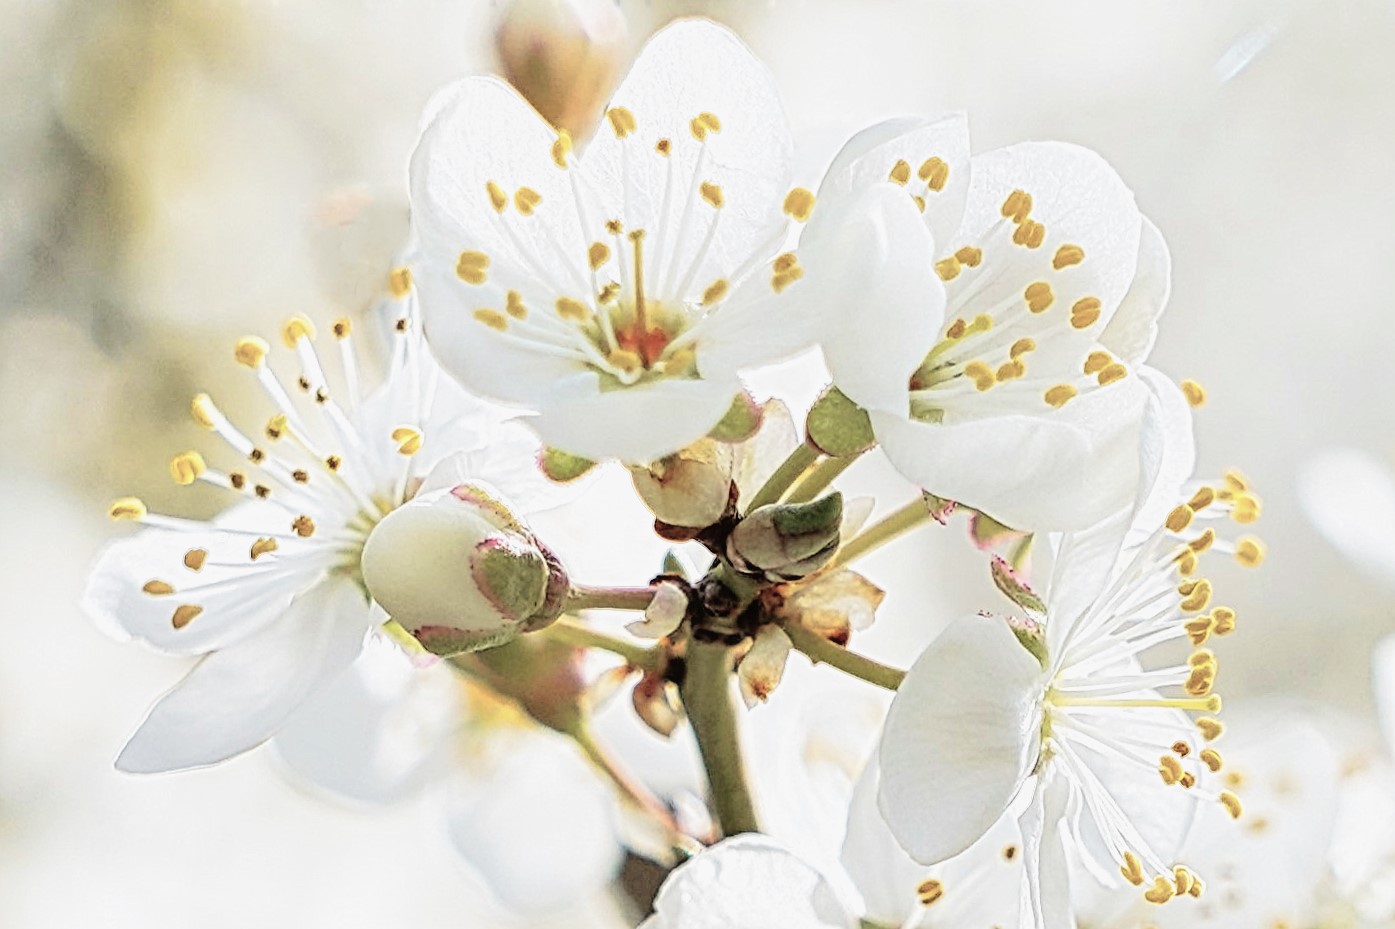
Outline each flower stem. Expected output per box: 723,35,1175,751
570,724,702,858
679,639,760,835
782,620,906,691
564,583,657,612
744,442,820,512
541,615,659,670
784,450,864,504
827,496,933,571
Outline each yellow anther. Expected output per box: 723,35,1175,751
332,318,352,339
555,297,590,321
1097,363,1128,386
1173,866,1193,896
662,348,696,377
1172,741,1192,757
700,181,724,208
588,241,610,270
551,130,572,168
1053,244,1086,270
702,279,730,306
1235,537,1265,568
142,580,174,596
1211,607,1236,636
1197,717,1223,741
1044,384,1077,408
955,246,982,267
456,250,490,285
1024,281,1054,313
514,187,542,215
1011,338,1037,359
184,548,207,571
394,318,409,333
1199,748,1223,772
1232,493,1262,524
964,360,996,391
1144,876,1176,905
997,359,1026,381
505,291,528,319
1001,189,1032,223
607,348,643,373
250,537,279,561
1189,486,1216,510
229,472,246,489
606,107,636,138
1176,549,1199,576
324,455,342,471
1159,754,1184,785
783,187,815,222
690,111,721,140
1225,770,1245,788
391,426,422,455
291,469,309,483
1180,579,1212,613
1084,351,1112,375
774,252,799,274
254,483,271,499
281,315,316,348
169,451,206,486
1188,876,1205,899
1012,219,1045,248
388,266,413,298
473,309,508,331
1120,851,1145,886
919,156,950,191
935,257,962,281
1185,666,1215,697
916,878,944,906
234,337,269,368
966,314,993,335
596,282,620,305
1189,649,1215,668
1219,790,1243,819
888,159,911,185
911,195,926,212
1225,470,1251,492
1189,528,1216,553
944,318,967,340
171,604,203,630
265,414,287,439
656,138,672,156
291,515,316,538
1184,615,1213,646
1166,505,1194,533
486,181,508,212
109,497,148,521
1003,845,1018,861
1071,297,1102,329
771,266,804,293
1181,379,1207,407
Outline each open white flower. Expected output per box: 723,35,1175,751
817,114,1193,531
879,476,1266,925
410,18,934,463
1300,446,1395,588
83,268,562,772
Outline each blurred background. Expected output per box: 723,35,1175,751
4,0,1394,925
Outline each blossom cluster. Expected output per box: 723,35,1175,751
78,17,1352,929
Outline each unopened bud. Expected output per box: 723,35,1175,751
632,670,682,738
738,625,792,708
728,493,843,580
630,440,734,528
361,482,568,657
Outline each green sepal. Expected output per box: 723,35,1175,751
806,386,875,457
990,555,1047,617
539,447,596,482
708,390,763,443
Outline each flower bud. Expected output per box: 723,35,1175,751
727,492,843,581
629,439,734,529
361,482,568,657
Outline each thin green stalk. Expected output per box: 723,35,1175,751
784,450,865,504
541,615,658,670
564,584,656,612
745,442,820,512
679,639,760,835
571,725,701,857
782,621,906,691
827,496,933,571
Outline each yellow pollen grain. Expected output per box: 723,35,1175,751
888,159,911,186
1184,615,1213,646
392,426,422,455
169,451,206,486
1001,189,1032,223
473,309,508,332
964,360,996,391
690,111,721,141
1181,579,1213,613
332,318,351,339
1200,749,1223,772
250,537,278,561
772,267,804,293
606,106,636,138
1181,379,1207,407
945,319,967,340
234,337,269,368
935,257,962,281
456,250,490,285
388,266,413,298
1044,384,1077,408
191,393,218,429
514,187,542,215
1189,486,1216,510
291,515,315,538
551,130,572,169
656,138,672,156
919,156,950,191
700,181,724,208
1010,338,1036,359
783,187,815,221
486,181,508,212
1084,351,1112,375
1071,297,1103,329
588,241,610,270
1144,876,1176,905
555,297,590,321
281,315,316,348
1219,791,1243,819
1025,281,1054,313
1159,754,1184,785
997,359,1026,381
109,496,147,521
1189,528,1216,553
1120,851,1145,886
1235,537,1266,568
1197,717,1223,741
702,279,729,306
916,878,944,906
1097,363,1128,386
1053,244,1086,270
142,580,174,596
955,246,982,267
171,604,203,630
184,548,207,571
1013,219,1046,248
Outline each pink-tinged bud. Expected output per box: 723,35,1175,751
361,482,568,657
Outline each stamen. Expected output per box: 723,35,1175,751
250,537,279,561
291,515,316,537
1097,363,1128,386
1181,379,1207,407
169,451,207,486
171,604,203,630
689,111,721,140
701,279,729,306
1053,244,1086,269
888,159,911,185
1001,189,1032,223
915,878,944,906
606,107,636,137
1084,351,1112,374
234,337,269,368
184,549,207,571
474,309,508,331
1024,281,1054,313
699,182,724,208
588,242,610,270
457,250,490,284
281,316,316,348
551,130,572,169
388,267,413,298
1219,791,1243,819
1235,537,1265,567
1199,748,1223,772
142,580,174,596
1196,717,1223,741
1044,384,1077,408
391,427,422,455
109,497,148,521
935,257,961,281
954,246,982,267
1120,851,1145,886
1012,219,1045,248
919,157,949,191
783,187,815,221
514,187,542,215
1070,297,1102,329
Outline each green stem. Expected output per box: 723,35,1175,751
745,442,819,512
679,639,760,835
784,450,865,504
541,615,659,670
571,725,701,857
827,496,933,571
782,621,906,691
564,584,656,612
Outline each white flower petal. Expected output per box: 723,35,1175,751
1100,216,1171,366
731,398,800,498
627,580,688,639
528,372,741,462
1018,774,1077,929
879,613,1045,865
648,834,852,929
116,578,371,773
738,624,792,708
840,756,931,927
1300,447,1395,587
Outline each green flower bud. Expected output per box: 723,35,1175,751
727,492,843,580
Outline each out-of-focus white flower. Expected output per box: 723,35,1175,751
879,477,1265,924
816,115,1191,531
83,269,564,772
1300,447,1395,587
410,18,933,463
